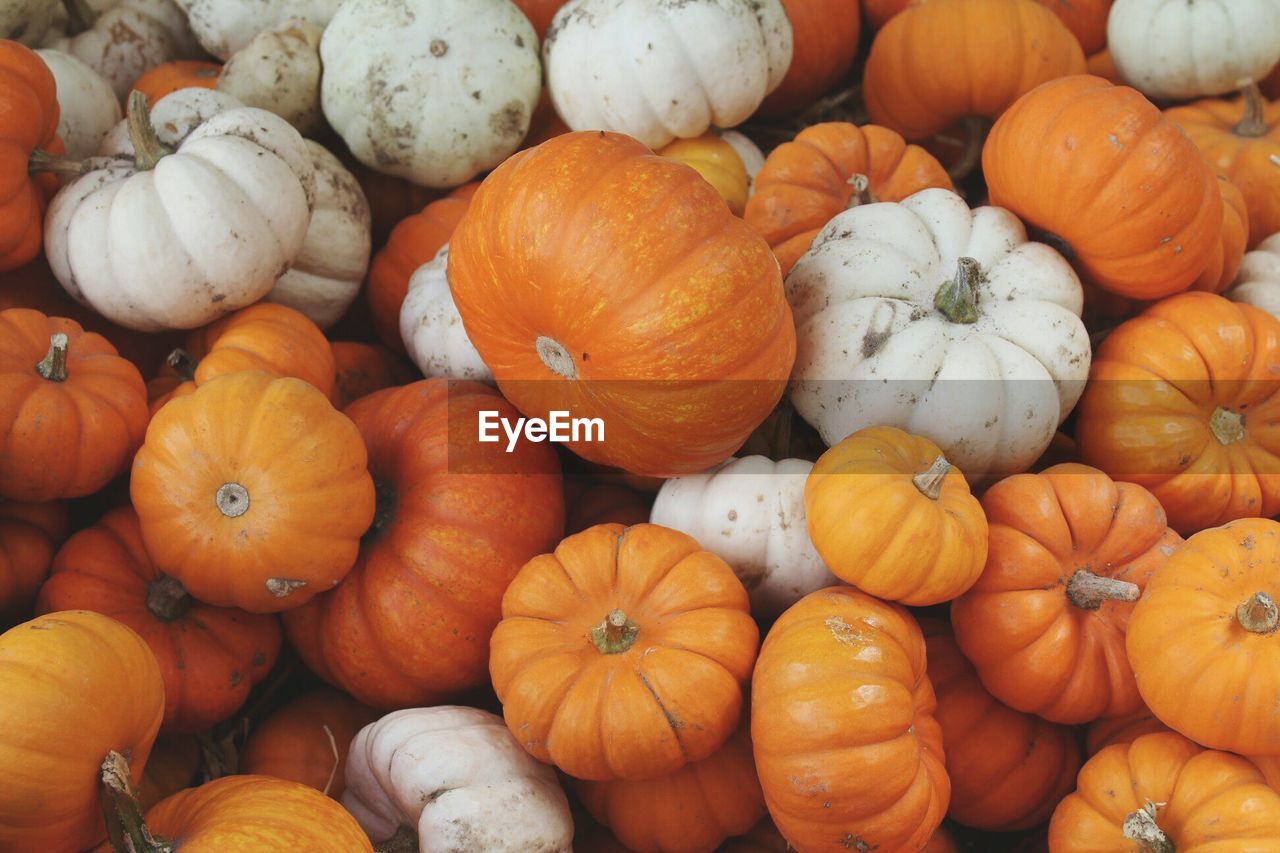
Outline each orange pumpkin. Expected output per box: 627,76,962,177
755,0,861,118
752,587,949,851
0,40,64,272
863,0,912,29
1085,48,1122,84
512,0,567,38
521,88,571,150
658,133,751,216
131,372,375,614
951,463,1181,724
922,618,1081,832
743,122,954,275
283,379,564,708
1038,0,1112,54
37,507,282,733
1076,292,1280,533
984,75,1226,300
131,60,221,105
0,498,66,627
565,480,652,534
1084,706,1171,757
490,523,758,781
330,341,416,409
0,308,148,502
1264,61,1280,100
448,131,796,477
137,734,201,811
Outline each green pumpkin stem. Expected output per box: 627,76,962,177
1237,591,1279,634
146,575,191,622
1067,569,1141,611
590,609,640,655
1122,801,1174,853
1209,407,1246,446
127,91,173,172
165,348,198,382
911,455,951,500
27,148,92,177
1235,81,1269,138
934,257,982,324
373,825,419,853
35,333,68,382
101,751,174,853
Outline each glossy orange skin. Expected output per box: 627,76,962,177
449,131,795,477
131,372,375,614
131,60,221,104
0,610,164,852
330,341,415,409
756,0,861,118
984,75,1225,300
752,587,949,852
1128,519,1280,756
239,687,378,799
37,507,282,733
805,426,988,606
0,498,66,627
138,734,201,810
0,308,149,501
1166,91,1280,248
864,0,1086,140
513,0,568,38
576,724,765,853
1076,293,1280,533
284,379,563,708
952,464,1181,724
743,122,953,275
365,182,478,353
922,619,1081,832
1049,733,1280,849
1084,706,1171,756
0,41,63,272
145,775,373,852
491,523,758,781
564,480,652,534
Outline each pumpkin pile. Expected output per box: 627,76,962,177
4,0,1280,850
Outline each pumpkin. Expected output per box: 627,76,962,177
1,0,57,44
1086,47,1122,83
544,0,792,150
490,523,758,781
651,456,837,620
131,372,375,614
131,59,220,104
283,379,564,708
983,75,1226,300
1048,733,1280,850
0,610,164,852
343,706,574,852
37,506,282,733
137,734,200,810
1227,231,1280,318
576,722,765,853
752,587,949,851
513,0,567,39
216,21,324,137
1195,173,1252,292
1127,518,1280,756
0,308,148,501
1039,0,1113,55
565,479,652,534
522,87,571,150
399,245,492,382
1108,0,1280,100
173,0,340,60
322,0,540,188
36,48,119,159
1167,83,1280,249
951,463,1181,724
239,687,379,799
330,341,416,410
863,0,911,29
658,133,751,216
787,188,1091,481
45,91,315,332
756,0,861,118
719,130,765,190
1084,706,1171,756
742,122,954,276
922,618,1081,832
367,182,478,354
0,498,66,627
1265,59,1280,99
1076,291,1280,533
448,131,796,477
0,40,63,273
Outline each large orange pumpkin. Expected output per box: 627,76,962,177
0,40,63,272
984,75,1226,300
1076,292,1280,533
330,341,415,410
866,0,1112,52
0,498,66,627
743,122,954,275
0,308,148,502
131,60,221,105
283,379,564,708
755,0,861,118
752,587,949,851
448,131,796,477
951,463,1181,724
490,523,758,781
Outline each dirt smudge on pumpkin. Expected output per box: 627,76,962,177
488,100,527,139
635,670,689,759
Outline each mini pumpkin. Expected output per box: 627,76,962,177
0,40,63,272
399,245,492,382
1226,231,1280,318
36,48,119,159
0,498,66,627
658,133,751,216
756,0,861,118
216,22,324,137
330,342,416,410
173,0,341,60
131,59,220,104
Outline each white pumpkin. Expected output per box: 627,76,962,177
36,49,121,159
1108,0,1280,100
1226,232,1280,319
719,129,764,196
400,244,493,382
266,141,370,329
343,706,574,853
217,21,325,137
174,0,341,60
97,86,245,152
321,0,541,189
1,0,58,45
649,455,837,620
544,0,793,150
45,92,315,332
786,187,1091,483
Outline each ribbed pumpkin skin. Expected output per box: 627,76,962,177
0,498,66,627
131,60,221,104
0,40,63,272
183,302,336,398
1039,0,1111,54
1084,706,1171,756
756,0,861,118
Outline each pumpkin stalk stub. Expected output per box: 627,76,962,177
215,483,250,518
35,333,69,382
846,173,876,208
100,750,174,853
1066,569,1141,610
126,91,174,172
1237,591,1279,634
1122,801,1174,853
935,257,982,324
535,335,577,380
166,349,198,382
1210,407,1246,445
1235,81,1269,138
911,455,951,500
27,149,92,177
373,825,419,853
146,575,191,622
591,608,639,654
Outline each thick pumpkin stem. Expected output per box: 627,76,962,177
911,455,951,500
845,173,876,208
591,609,640,654
1235,81,1269,138
146,576,191,622
1122,801,1174,853
535,335,577,380
127,91,173,172
28,148,92,177
1067,569,1141,611
947,116,991,183
373,826,419,853
35,333,68,382
934,257,982,324
166,348,198,382
216,483,250,518
101,751,174,853
1210,407,1246,445
1237,591,1279,634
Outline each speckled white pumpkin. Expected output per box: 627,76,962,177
1,0,58,45
786,188,1091,483
400,244,493,381
217,21,325,137
1226,232,1280,319
36,49,120,159
174,0,342,60
544,0,793,149
343,706,574,853
321,0,541,189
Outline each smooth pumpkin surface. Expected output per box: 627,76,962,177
756,0,861,118
131,60,221,105
0,40,63,272
330,341,416,410
658,133,751,216
0,498,66,627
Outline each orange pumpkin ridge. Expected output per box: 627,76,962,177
0,41,65,272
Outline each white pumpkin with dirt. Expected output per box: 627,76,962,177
35,48,120,159
217,21,325,137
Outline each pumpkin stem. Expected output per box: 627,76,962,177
1210,407,1246,445
947,116,991,183
216,483,250,518
146,575,191,622
590,608,640,654
1235,81,1269,138
535,335,577,380
934,257,982,324
373,825,419,853
1066,569,1141,610
165,348,198,382
321,724,339,797
911,455,951,500
35,333,68,382
127,91,173,172
101,751,174,853
1237,591,1279,634
27,148,92,177
62,0,98,34
1122,801,1174,853
845,173,876,208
